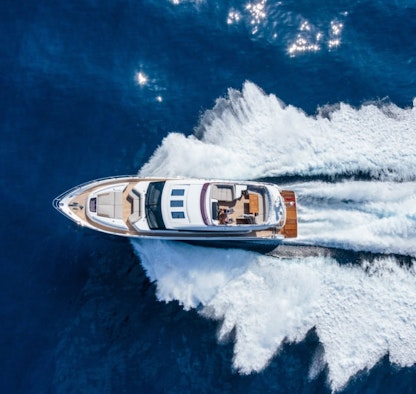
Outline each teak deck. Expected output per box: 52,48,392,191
279,190,298,238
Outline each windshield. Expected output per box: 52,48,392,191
145,181,166,230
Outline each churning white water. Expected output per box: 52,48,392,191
133,82,416,391
139,82,416,181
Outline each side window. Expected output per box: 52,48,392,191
171,189,185,196
171,212,185,219
170,200,184,207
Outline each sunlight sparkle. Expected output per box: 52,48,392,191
135,71,148,86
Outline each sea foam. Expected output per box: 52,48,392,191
295,180,416,256
139,81,416,181
134,82,416,391
132,240,416,392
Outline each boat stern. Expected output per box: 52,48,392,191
279,190,298,238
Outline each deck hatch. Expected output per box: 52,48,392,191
89,198,97,212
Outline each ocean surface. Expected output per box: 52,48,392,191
1,1,416,393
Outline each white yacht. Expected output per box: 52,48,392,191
53,176,297,241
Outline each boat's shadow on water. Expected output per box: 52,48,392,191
184,240,281,254
184,241,414,267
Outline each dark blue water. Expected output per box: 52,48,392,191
1,1,415,393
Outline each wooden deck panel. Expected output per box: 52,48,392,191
248,194,259,215
279,190,298,238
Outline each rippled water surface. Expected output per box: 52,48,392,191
1,1,415,393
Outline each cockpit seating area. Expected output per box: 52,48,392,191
209,183,268,225
211,185,234,202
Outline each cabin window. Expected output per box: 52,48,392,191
171,212,185,219
171,189,185,196
170,200,184,207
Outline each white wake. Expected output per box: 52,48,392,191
132,240,416,391
140,81,416,181
295,180,416,257
133,82,416,391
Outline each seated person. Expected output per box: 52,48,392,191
218,209,229,224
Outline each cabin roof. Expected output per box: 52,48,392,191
161,180,206,230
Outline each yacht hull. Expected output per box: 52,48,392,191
53,176,297,242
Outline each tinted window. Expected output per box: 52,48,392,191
170,200,184,207
171,212,185,219
171,189,185,196
145,182,166,230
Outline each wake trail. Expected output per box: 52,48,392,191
139,82,416,257
132,240,416,392
140,82,416,182
290,180,416,257
133,82,416,391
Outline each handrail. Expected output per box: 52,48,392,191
52,175,138,212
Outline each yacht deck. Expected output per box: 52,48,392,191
56,178,297,240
